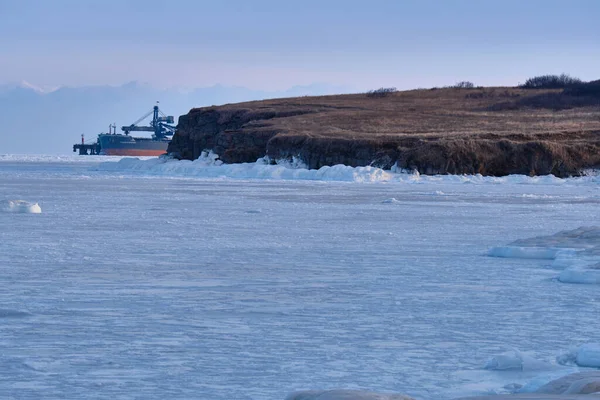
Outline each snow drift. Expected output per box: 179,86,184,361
3,200,42,214
489,226,600,284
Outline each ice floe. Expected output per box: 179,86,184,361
285,390,414,400
558,265,600,284
2,200,42,214
489,226,600,284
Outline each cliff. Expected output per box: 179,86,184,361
167,87,600,177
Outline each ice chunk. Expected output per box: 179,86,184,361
485,351,525,371
3,200,42,214
572,344,600,368
558,264,600,284
556,348,578,366
382,198,401,204
489,227,600,284
484,351,556,371
96,152,394,183
285,390,414,400
487,246,566,260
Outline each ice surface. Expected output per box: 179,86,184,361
489,227,600,285
3,199,42,213
1,158,599,399
285,389,414,400
558,344,600,368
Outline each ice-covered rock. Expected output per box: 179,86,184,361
382,198,401,204
0,309,31,318
285,390,414,400
2,200,42,214
535,371,600,394
564,378,600,395
487,246,566,260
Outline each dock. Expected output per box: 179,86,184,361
73,134,100,155
73,143,100,155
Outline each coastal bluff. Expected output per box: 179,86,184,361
167,87,600,177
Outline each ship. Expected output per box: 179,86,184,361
73,103,175,156
97,132,171,156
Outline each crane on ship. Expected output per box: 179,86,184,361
121,102,176,140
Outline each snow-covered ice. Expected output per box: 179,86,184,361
1,155,599,399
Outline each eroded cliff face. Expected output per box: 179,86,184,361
167,89,600,177
168,107,313,163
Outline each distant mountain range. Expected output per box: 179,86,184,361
0,81,354,154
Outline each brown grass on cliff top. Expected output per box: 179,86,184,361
176,87,600,175
190,87,600,142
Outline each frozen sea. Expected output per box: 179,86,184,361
1,155,599,400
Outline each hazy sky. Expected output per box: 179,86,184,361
1,0,599,90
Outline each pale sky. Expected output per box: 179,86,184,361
1,0,599,91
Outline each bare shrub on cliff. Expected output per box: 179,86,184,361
366,87,398,98
564,79,600,97
452,81,475,89
520,74,583,89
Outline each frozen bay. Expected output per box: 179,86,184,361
1,156,599,399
